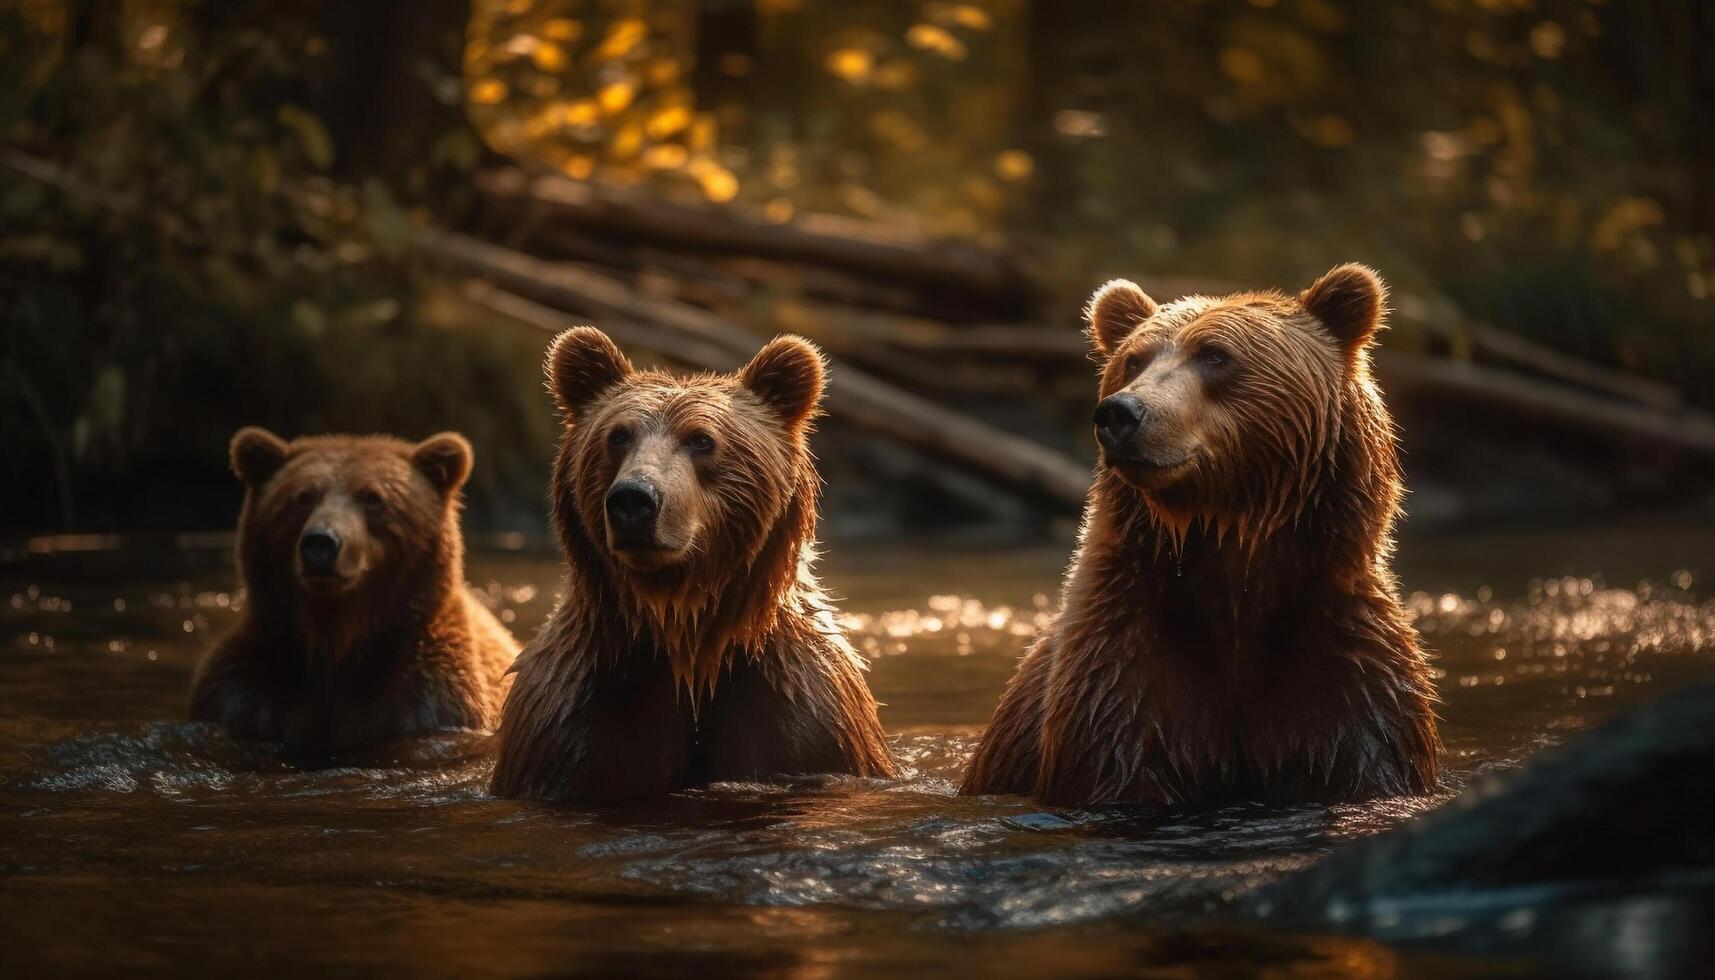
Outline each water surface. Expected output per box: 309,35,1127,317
3,523,1714,977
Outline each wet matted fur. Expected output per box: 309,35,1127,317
490,328,896,802
962,264,1440,806
190,429,518,751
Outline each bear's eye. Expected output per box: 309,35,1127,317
1122,355,1142,379
685,431,716,454
294,488,317,508
356,488,384,515
607,427,633,451
1197,345,1232,369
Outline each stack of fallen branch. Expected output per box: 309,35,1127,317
441,168,1715,503
11,147,1711,514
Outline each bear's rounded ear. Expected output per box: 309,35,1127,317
1301,263,1387,357
412,432,474,496
546,326,633,422
1085,279,1158,357
740,335,826,431
230,427,290,486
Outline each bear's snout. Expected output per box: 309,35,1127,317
298,527,342,576
1093,393,1146,455
605,478,661,546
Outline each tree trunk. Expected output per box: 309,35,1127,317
312,0,477,196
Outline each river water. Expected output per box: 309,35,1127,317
3,522,1714,978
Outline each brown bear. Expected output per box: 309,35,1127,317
961,264,1441,806
489,327,896,802
189,429,518,751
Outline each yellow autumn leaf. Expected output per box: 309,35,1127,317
609,122,644,159
688,114,718,152
647,105,692,139
994,149,1034,181
824,47,873,83
596,19,647,61
541,18,581,42
906,24,966,60
563,100,600,126
689,159,739,202
598,81,636,114
644,144,688,169
562,155,596,180
646,57,682,85
468,78,507,105
946,4,993,31
531,41,567,72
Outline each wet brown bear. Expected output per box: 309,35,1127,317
962,264,1440,806
490,328,896,802
189,429,518,750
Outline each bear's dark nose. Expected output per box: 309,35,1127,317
299,527,341,574
605,479,660,541
1094,393,1146,453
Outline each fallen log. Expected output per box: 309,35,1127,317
10,147,1705,479
1427,318,1684,411
1373,351,1715,457
475,168,1031,306
463,284,1041,524
416,230,1092,508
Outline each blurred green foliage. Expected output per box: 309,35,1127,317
1,1,552,530
1003,1,1715,402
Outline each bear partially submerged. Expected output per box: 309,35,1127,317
490,328,896,801
962,264,1440,806
190,429,518,750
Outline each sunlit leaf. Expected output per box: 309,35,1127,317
824,47,873,83
563,100,600,126
994,150,1034,182
646,57,682,86
598,81,636,115
927,3,993,31
690,160,739,203
562,155,596,180
688,114,718,152
541,18,582,43
531,41,567,72
610,122,644,159
643,144,687,169
905,24,967,61
469,78,507,105
595,19,646,61
647,105,692,139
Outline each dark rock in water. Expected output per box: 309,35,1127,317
1253,680,1715,927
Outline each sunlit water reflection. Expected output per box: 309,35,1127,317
2,525,1713,977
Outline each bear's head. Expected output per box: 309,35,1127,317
1083,263,1397,540
228,428,472,634
543,327,824,660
